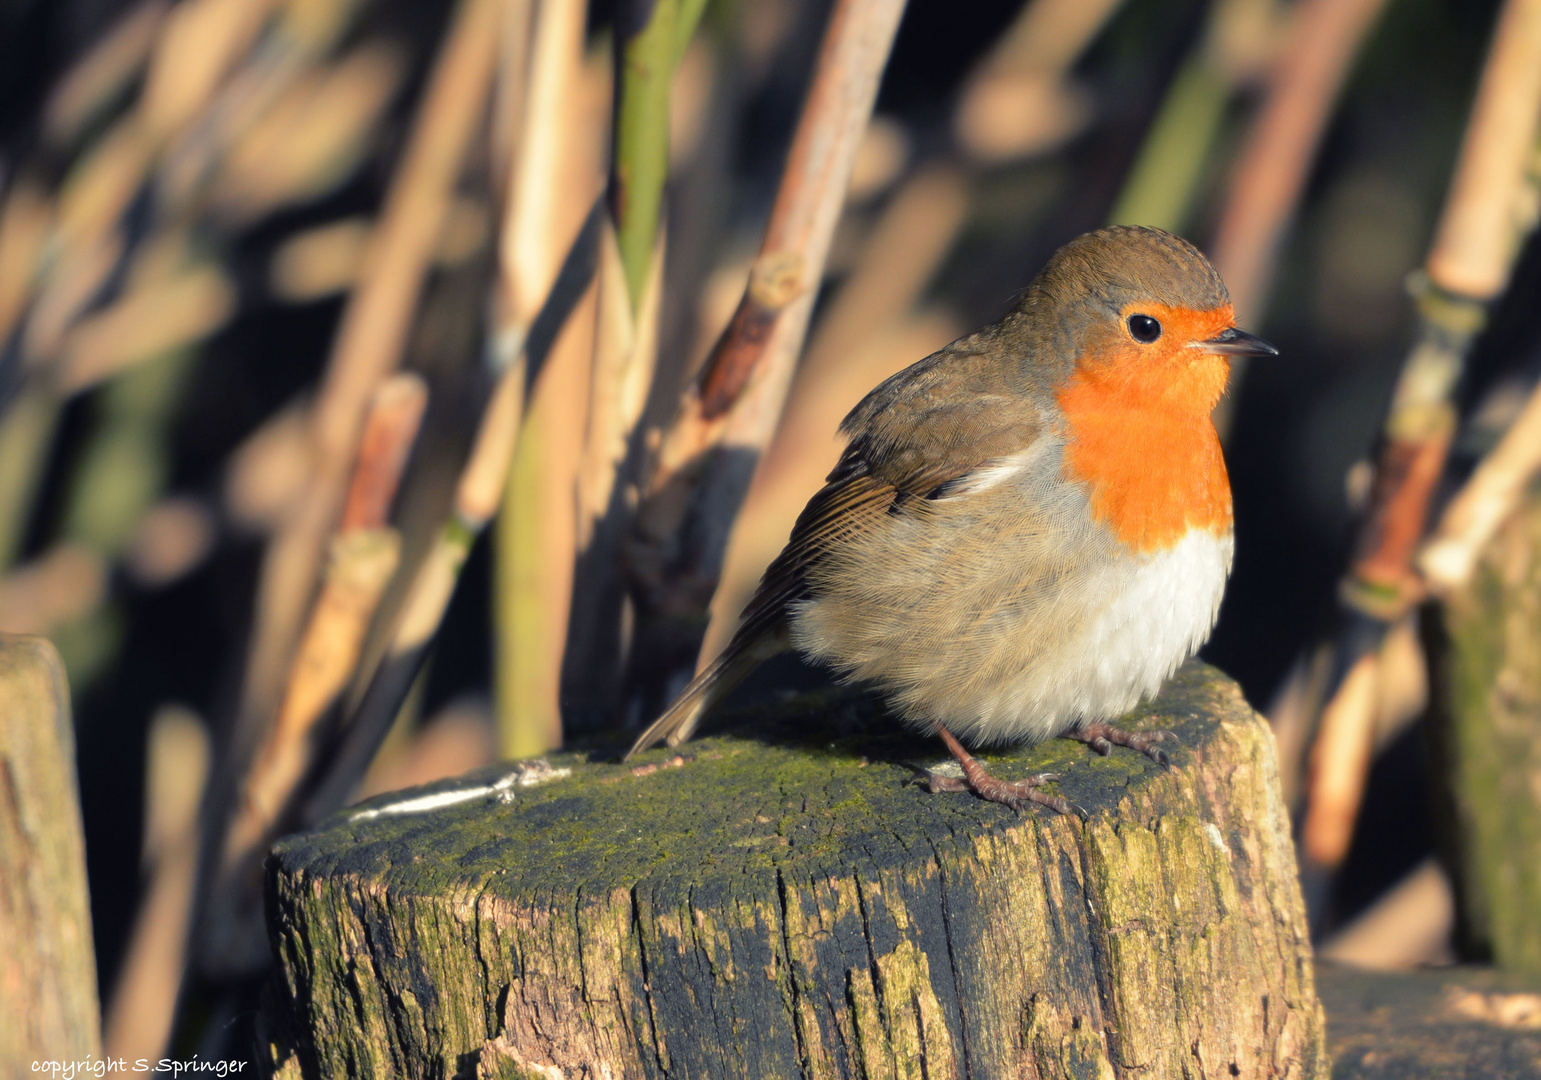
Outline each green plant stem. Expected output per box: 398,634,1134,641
63,349,191,554
494,409,560,759
1107,50,1231,232
676,0,710,59
610,0,706,311
54,348,193,687
0,387,63,571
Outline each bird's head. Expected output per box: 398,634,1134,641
1014,225,1276,415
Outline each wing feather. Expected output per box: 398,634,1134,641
726,346,1043,649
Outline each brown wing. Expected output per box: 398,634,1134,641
727,346,1042,649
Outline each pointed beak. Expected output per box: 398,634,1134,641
1199,326,1278,357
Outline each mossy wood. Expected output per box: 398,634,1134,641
0,634,101,1069
263,662,1327,1078
1435,496,1541,974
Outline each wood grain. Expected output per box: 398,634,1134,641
264,663,1327,1078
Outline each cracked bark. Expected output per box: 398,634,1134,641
262,662,1328,1078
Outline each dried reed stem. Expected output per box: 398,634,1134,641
1301,647,1381,866
236,0,500,738
1414,130,1541,593
0,389,61,571
1301,0,1541,869
700,165,969,665
1210,0,1392,323
1346,0,1541,614
955,0,1123,163
241,378,424,833
627,0,907,675
103,707,208,1064
1421,330,1541,593
555,0,709,726
204,375,426,973
562,221,663,724
139,0,282,144
0,180,52,353
1318,858,1455,969
294,196,605,819
493,0,602,758
42,0,170,147
1425,2,1541,300
1107,0,1279,233
1108,50,1231,233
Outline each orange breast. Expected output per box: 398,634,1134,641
1057,357,1233,553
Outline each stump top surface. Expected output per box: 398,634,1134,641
274,661,1252,898
266,660,1326,1079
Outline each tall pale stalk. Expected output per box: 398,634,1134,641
1300,0,1541,871
560,0,706,728
235,0,501,748
492,0,603,759
622,0,909,712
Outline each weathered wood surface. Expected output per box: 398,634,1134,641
0,633,101,1069
263,661,1327,1079
1434,496,1541,973
1318,962,1541,1078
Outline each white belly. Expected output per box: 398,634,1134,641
789,460,1234,746
944,528,1233,744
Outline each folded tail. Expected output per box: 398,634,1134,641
625,630,783,758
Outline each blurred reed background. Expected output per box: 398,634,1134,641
2,0,1538,1063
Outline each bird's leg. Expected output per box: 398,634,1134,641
926,721,1080,815
1066,721,1176,766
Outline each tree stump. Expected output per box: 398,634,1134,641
263,661,1328,1079
1433,496,1541,974
0,634,101,1070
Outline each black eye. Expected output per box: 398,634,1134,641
1127,314,1162,343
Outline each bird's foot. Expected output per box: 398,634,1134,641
928,722,1084,816
1067,722,1176,766
926,768,1081,816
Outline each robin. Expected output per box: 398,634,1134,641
627,225,1275,813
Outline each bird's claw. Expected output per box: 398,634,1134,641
925,771,969,794
927,765,1078,816
1138,729,1177,768
1069,723,1179,767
